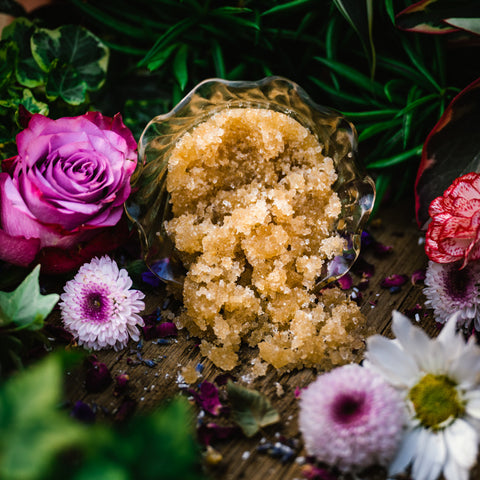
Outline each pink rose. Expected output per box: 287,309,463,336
0,112,137,273
425,172,480,266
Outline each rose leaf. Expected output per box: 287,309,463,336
226,381,280,438
414,77,480,229
0,264,59,331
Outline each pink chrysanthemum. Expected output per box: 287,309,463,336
423,260,480,329
298,364,405,473
60,256,145,351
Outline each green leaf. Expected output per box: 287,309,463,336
395,0,480,34
74,397,204,480
211,39,226,78
1,18,46,88
227,381,280,437
73,461,129,480
367,144,423,169
309,75,372,106
314,56,384,98
15,88,48,117
0,0,26,17
31,24,109,104
341,109,398,121
445,17,480,34
0,265,59,331
173,44,188,90
400,37,441,92
261,0,315,17
415,77,480,228
138,18,195,69
68,0,151,40
385,0,395,24
358,117,402,142
143,43,178,71
0,40,16,90
0,354,86,480
332,0,376,76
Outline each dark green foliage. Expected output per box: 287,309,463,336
0,353,206,480
0,18,109,160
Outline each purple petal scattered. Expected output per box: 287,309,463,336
197,422,239,446
43,324,75,344
114,373,130,396
189,382,223,416
411,269,426,285
214,373,236,386
141,269,162,288
373,241,393,256
85,359,112,393
114,397,137,422
381,274,408,288
71,401,96,423
357,277,370,291
351,257,375,278
361,230,374,248
143,321,178,340
301,464,338,480
336,273,353,290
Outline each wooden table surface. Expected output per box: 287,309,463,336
61,201,480,480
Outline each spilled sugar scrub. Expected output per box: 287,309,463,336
165,108,369,371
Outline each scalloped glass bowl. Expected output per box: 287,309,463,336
125,76,375,290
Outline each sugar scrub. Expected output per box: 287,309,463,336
164,108,369,371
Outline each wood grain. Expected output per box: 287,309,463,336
60,201,480,479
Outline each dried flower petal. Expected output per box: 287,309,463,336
197,422,239,445
336,274,353,290
189,382,223,416
85,360,112,393
381,274,408,289
71,401,96,424
411,269,426,285
114,397,137,422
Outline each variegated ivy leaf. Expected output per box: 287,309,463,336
31,24,109,105
1,18,46,88
0,265,59,331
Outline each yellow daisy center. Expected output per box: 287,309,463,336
409,374,465,430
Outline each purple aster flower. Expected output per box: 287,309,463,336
298,364,405,473
423,260,480,329
60,256,145,351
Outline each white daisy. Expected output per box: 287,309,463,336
423,260,480,330
298,364,405,473
60,256,145,351
366,311,480,480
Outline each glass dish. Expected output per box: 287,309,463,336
125,76,376,290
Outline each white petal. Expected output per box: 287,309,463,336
418,338,447,374
448,344,480,388
465,390,480,419
366,335,419,386
443,454,470,480
388,428,419,476
444,419,478,468
391,311,444,374
440,314,470,360
392,311,430,357
411,430,446,480
437,312,460,344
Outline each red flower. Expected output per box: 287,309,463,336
425,172,480,266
